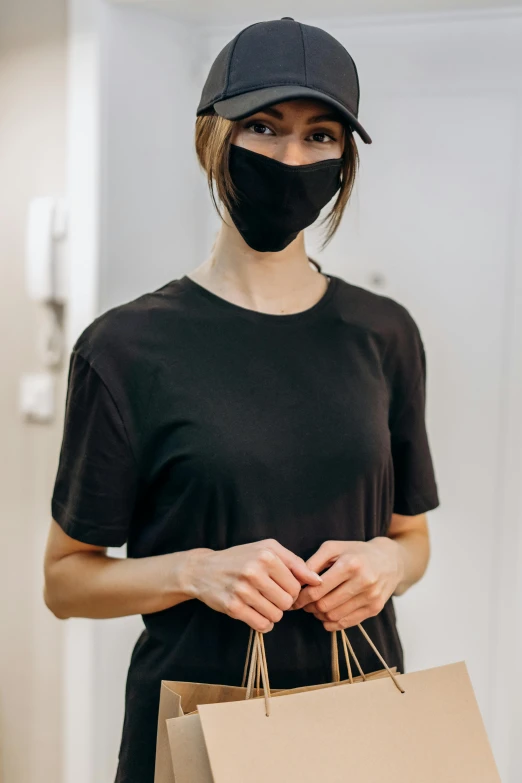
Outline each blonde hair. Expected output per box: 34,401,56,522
194,113,359,255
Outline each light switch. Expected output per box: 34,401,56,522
20,372,55,422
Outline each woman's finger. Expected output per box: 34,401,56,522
256,574,300,612
322,593,369,622
292,556,353,610
311,580,368,615
268,540,323,587
308,608,328,620
323,604,373,632
262,551,307,604
304,540,343,574
236,603,275,633
226,587,278,632
307,591,368,622
235,580,285,625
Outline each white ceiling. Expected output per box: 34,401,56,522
111,0,522,24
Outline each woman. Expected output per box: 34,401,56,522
44,17,439,783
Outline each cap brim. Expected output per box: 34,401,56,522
212,85,372,144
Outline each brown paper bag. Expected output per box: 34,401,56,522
161,672,392,783
154,680,247,783
198,629,501,782
156,622,501,781
200,662,501,782
154,625,397,783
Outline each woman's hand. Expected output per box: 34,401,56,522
184,539,323,633
291,538,404,631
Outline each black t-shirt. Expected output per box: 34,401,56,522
51,272,440,783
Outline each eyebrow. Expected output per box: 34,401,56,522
255,106,343,125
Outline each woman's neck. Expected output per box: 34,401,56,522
185,217,328,316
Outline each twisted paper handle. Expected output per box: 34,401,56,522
242,623,405,716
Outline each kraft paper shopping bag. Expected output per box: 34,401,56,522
154,625,397,783
154,680,246,783
197,630,501,783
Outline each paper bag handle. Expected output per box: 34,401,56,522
241,627,353,688
243,624,404,716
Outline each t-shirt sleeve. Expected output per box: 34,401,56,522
51,349,140,547
389,312,440,516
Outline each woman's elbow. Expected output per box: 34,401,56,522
43,519,102,619
43,570,70,620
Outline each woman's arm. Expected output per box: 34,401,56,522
376,512,431,597
43,519,208,619
43,519,321,631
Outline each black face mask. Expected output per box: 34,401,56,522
226,143,343,252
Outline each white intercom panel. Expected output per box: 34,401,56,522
25,196,68,304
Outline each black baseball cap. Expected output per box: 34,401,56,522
196,17,372,144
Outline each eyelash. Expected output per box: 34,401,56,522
243,121,338,143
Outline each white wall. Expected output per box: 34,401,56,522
66,4,522,781
93,5,207,781
99,3,208,312
0,2,67,782
303,13,522,779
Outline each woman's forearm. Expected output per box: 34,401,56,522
44,547,212,620
389,528,430,596
369,529,430,598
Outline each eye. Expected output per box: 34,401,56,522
244,121,273,135
309,131,338,144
